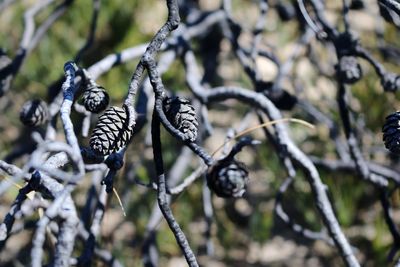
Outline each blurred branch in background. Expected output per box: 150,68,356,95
2,0,400,266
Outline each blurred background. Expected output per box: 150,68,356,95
1,0,400,266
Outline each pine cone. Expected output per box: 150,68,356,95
82,83,109,113
19,99,49,127
336,56,362,84
206,159,249,198
379,3,395,24
381,72,400,92
89,106,133,156
163,97,198,142
383,111,400,154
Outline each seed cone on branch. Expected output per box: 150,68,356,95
381,73,400,92
19,99,49,127
82,81,109,113
163,96,198,142
89,106,134,156
383,111,400,154
335,56,362,84
206,159,249,198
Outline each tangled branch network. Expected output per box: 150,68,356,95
2,0,400,266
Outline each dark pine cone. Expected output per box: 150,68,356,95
89,106,133,156
19,99,49,127
206,159,249,198
336,56,362,84
82,83,109,113
163,97,198,142
379,3,396,24
381,73,400,92
383,111,400,154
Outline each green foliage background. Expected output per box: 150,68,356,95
1,1,400,266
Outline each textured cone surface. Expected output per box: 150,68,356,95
19,99,49,127
90,106,133,156
82,84,109,113
207,160,249,198
164,97,198,141
382,73,400,92
383,111,400,154
336,56,362,84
